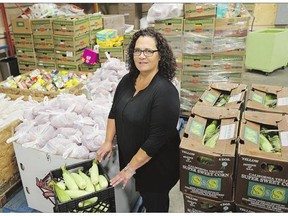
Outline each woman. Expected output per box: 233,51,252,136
97,28,180,212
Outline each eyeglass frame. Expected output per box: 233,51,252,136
133,48,159,57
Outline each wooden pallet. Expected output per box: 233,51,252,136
0,180,22,208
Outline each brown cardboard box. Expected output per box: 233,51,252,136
53,16,90,36
55,49,84,64
182,54,213,72
12,18,32,33
88,13,103,31
37,61,56,70
215,16,250,37
184,3,217,19
182,35,213,54
31,18,54,35
79,62,101,72
236,111,288,212
154,17,183,36
15,47,36,62
14,33,34,49
211,54,245,73
17,60,37,74
183,192,235,212
213,37,246,55
246,84,288,114
99,47,124,63
56,62,81,71
35,49,55,62
180,105,240,201
195,82,247,110
235,203,265,212
33,34,54,49
183,18,215,36
53,33,90,51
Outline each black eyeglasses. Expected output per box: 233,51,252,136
133,48,159,57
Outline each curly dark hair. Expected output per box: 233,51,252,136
126,27,177,82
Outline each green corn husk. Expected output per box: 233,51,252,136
202,120,218,145
215,94,230,107
259,133,274,152
198,156,214,165
205,131,220,148
270,134,281,152
265,93,277,108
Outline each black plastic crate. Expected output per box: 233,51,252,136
50,159,116,213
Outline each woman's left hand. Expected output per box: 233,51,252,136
110,165,135,189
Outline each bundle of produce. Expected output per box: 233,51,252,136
7,93,110,159
83,57,128,104
0,93,38,129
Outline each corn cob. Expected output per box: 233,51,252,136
265,93,277,108
270,134,281,152
205,131,220,148
54,183,71,203
259,133,274,152
202,120,218,145
89,160,99,185
78,168,95,192
61,165,79,190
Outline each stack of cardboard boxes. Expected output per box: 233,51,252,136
179,82,248,212
12,14,104,74
235,84,288,212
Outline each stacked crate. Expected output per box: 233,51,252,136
235,84,288,212
32,18,56,71
180,3,250,115
154,17,184,81
12,18,36,74
52,16,90,71
79,13,103,72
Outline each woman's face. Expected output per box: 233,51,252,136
133,36,160,74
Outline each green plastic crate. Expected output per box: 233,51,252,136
245,29,288,73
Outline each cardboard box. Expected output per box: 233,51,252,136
181,71,242,92
211,54,245,72
17,60,36,74
182,34,213,54
246,84,288,114
182,54,213,72
79,62,101,72
88,13,103,31
99,47,124,63
53,16,90,36
33,34,54,49
213,37,246,55
164,35,183,53
183,18,215,36
180,105,240,201
15,47,36,62
118,3,141,29
12,18,32,33
13,142,84,212
123,30,137,49
183,193,235,212
195,82,247,110
31,18,54,35
184,3,217,18
56,62,81,71
53,33,90,51
215,16,250,37
154,17,183,36
55,49,84,64
13,33,34,49
37,61,56,70
235,203,265,212
236,111,288,212
35,49,55,62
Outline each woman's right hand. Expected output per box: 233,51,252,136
96,141,113,162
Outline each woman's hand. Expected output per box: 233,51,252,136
110,164,135,189
96,141,113,162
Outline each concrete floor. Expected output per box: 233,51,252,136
168,67,288,213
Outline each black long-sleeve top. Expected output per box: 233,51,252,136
108,73,180,193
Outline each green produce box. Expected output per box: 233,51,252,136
245,29,288,73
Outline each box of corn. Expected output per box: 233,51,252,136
38,159,115,213
179,105,240,201
235,111,288,212
0,69,89,102
246,84,288,114
195,82,247,112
